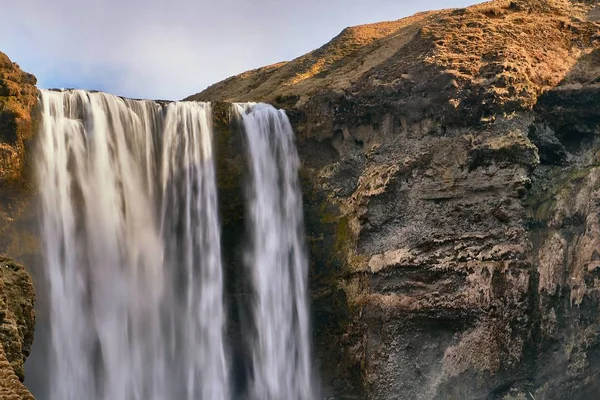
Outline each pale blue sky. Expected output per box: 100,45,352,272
1,0,478,100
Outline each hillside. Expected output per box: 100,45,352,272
189,1,600,399
188,0,599,130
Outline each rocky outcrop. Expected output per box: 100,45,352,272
0,258,35,399
0,53,38,399
0,52,41,270
189,1,600,398
0,52,38,186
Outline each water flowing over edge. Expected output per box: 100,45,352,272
37,89,228,400
236,103,317,400
34,89,317,400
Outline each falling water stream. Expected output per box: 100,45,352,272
35,90,315,400
236,104,315,400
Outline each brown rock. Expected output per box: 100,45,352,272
189,0,600,398
0,258,35,399
0,52,38,399
0,52,38,187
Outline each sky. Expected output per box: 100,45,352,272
1,0,478,100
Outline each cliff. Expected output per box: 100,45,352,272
0,52,38,399
0,52,40,269
189,1,600,398
0,258,35,399
0,52,38,185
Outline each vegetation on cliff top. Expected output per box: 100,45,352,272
187,0,599,128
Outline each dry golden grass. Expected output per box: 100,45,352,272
420,0,599,110
187,11,442,101
188,0,600,117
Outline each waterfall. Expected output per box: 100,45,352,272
37,90,228,400
236,103,316,400
160,102,228,400
35,90,316,400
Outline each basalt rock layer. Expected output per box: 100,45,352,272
189,1,600,399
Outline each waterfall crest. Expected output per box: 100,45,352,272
236,103,316,400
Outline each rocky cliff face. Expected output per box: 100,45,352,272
188,1,600,398
0,52,40,270
0,52,37,185
0,258,35,399
0,52,37,398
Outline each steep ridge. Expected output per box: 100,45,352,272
189,1,600,399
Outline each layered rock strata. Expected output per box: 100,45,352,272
189,1,600,398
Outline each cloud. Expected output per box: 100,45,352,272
0,0,477,100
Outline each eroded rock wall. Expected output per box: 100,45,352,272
0,258,35,399
190,1,600,398
0,52,37,399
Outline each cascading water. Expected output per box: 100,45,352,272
160,102,228,400
236,103,316,400
35,90,316,400
36,90,228,400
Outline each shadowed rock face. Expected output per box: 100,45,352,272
189,1,600,399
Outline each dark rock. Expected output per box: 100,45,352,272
528,124,569,166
